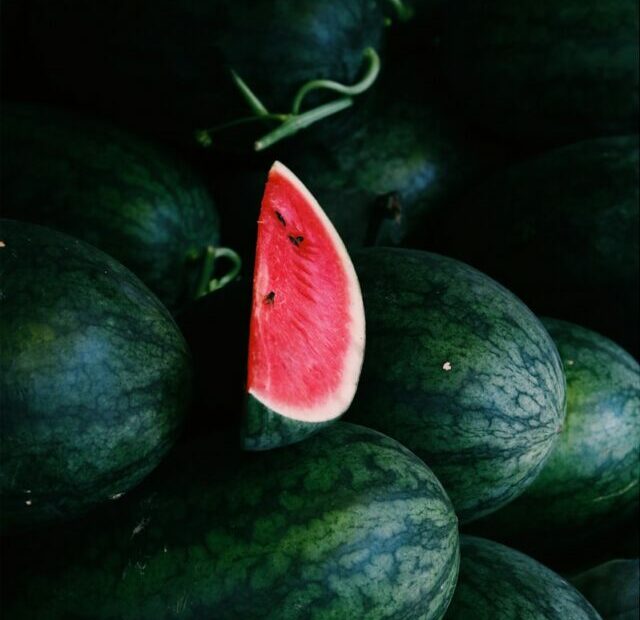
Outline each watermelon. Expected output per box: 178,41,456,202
2,423,460,620
29,0,386,147
422,136,640,357
468,319,639,551
210,73,504,261
288,82,503,248
346,248,566,523
0,103,233,313
570,559,640,620
445,537,601,619
0,220,192,533
244,162,366,449
437,0,639,146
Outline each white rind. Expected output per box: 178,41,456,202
249,161,366,423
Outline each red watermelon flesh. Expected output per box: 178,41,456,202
247,161,365,423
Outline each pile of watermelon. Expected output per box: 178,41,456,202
1,1,638,618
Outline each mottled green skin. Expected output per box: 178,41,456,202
426,136,640,357
0,103,220,311
0,220,192,532
2,423,460,620
471,319,639,547
346,248,566,523
30,0,385,144
445,537,601,619
570,559,639,620
242,394,332,451
439,0,639,145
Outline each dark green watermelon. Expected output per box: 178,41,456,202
0,220,192,533
445,537,601,619
2,423,460,620
210,85,502,262
469,319,639,551
438,0,639,146
29,0,386,146
570,559,640,620
421,135,640,358
346,248,566,523
288,87,502,248
0,103,227,312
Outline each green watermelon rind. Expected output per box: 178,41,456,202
242,394,332,450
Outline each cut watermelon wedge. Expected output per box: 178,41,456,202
243,161,365,450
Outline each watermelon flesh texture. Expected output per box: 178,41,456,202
245,162,365,450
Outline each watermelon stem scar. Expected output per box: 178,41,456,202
195,49,380,151
190,245,242,299
243,162,365,450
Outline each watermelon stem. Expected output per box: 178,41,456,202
254,98,353,151
230,70,270,117
385,0,414,22
195,114,287,147
290,48,380,115
194,246,242,298
196,48,379,151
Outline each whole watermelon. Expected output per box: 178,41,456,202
469,319,639,551
0,220,192,533
2,423,460,620
422,135,639,357
0,103,223,312
29,0,386,146
445,537,601,619
347,248,566,523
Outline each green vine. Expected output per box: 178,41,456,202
196,47,381,151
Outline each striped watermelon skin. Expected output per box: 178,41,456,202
2,423,460,620
242,395,332,450
347,248,566,523
445,537,601,619
469,319,639,551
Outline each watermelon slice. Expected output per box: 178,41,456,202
244,161,366,450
